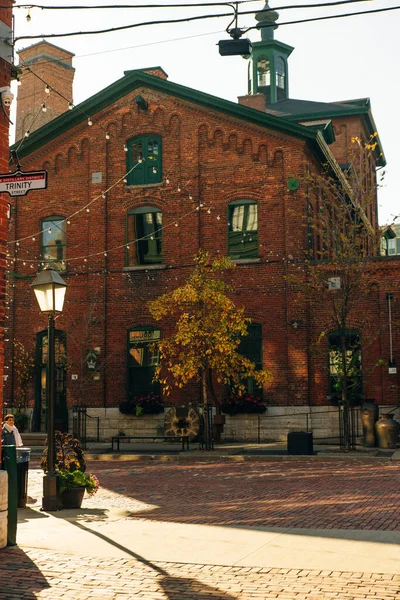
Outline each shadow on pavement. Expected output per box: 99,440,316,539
0,547,50,599
72,521,235,599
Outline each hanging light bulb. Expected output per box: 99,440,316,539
25,130,30,138
105,132,110,140
68,102,73,110
166,177,170,184
217,215,221,220
177,185,181,192
174,222,178,227
200,203,204,208
86,208,90,212
26,8,31,22
152,167,157,174
88,117,93,126
207,208,211,214
138,157,143,163
16,77,21,86
101,193,106,199
124,144,128,152
41,103,47,112
45,85,50,94
104,252,108,257
189,194,193,200
67,220,71,225
123,178,127,183
32,237,36,241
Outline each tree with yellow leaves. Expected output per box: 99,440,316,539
149,250,272,448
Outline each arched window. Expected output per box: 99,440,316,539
41,216,66,271
127,327,160,400
127,207,162,265
228,200,258,259
276,57,286,90
257,57,270,88
126,135,162,186
328,330,362,404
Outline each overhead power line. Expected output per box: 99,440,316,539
13,1,394,43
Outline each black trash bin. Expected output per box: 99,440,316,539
16,448,31,508
287,431,313,455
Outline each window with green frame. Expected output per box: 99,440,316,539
228,200,258,259
127,327,160,400
126,135,162,186
126,207,162,265
237,322,263,396
328,330,362,405
41,217,66,270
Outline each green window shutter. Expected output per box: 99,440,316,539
228,201,258,259
126,207,162,265
237,323,263,397
127,135,162,185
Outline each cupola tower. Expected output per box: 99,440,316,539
248,2,293,104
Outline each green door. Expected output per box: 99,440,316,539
34,329,68,432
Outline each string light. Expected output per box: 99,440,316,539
166,177,170,184
177,186,181,192
24,131,30,138
41,103,47,112
68,102,73,110
45,85,50,94
105,132,110,140
88,117,93,126
152,167,157,174
26,9,31,22
189,194,193,200
124,144,128,152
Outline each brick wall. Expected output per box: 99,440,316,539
5,73,399,428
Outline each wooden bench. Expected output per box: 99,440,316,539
111,435,190,452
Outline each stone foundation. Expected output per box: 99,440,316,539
68,405,362,444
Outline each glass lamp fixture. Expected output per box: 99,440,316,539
31,266,67,314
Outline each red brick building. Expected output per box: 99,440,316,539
5,5,399,440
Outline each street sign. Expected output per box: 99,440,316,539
0,169,47,196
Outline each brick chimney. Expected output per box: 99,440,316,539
15,41,75,141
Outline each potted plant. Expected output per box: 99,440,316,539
41,431,99,509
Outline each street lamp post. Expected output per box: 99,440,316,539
31,265,67,511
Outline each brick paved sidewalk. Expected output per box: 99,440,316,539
4,458,398,599
36,458,398,531
1,547,400,600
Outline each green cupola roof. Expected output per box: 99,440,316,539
247,1,293,104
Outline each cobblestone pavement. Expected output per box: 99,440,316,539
1,547,400,600
29,458,400,530
1,458,399,599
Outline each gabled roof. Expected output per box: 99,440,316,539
11,69,331,165
265,97,385,167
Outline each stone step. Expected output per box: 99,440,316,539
20,433,47,448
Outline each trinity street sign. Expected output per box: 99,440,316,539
0,169,48,196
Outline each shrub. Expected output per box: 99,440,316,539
220,393,267,415
120,392,164,416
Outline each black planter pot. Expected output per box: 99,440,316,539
60,487,85,509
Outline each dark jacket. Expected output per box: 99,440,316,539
2,425,17,445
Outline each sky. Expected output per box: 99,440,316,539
10,0,400,225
